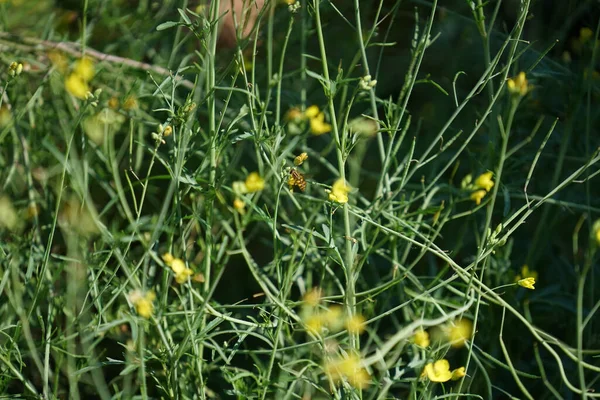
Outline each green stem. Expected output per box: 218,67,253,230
313,0,358,356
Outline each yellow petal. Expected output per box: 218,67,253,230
73,57,95,81
245,172,265,192
65,73,89,99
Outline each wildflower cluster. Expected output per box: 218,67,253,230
65,57,95,99
301,289,366,334
300,288,369,388
325,353,370,389
462,171,494,205
507,72,531,97
128,290,156,319
232,172,266,213
285,105,332,135
162,253,194,284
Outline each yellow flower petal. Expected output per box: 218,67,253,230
245,172,265,193
422,359,453,382
507,72,531,96
73,57,95,81
447,318,473,348
325,354,370,389
65,73,89,99
474,171,494,192
329,179,351,204
129,290,155,319
518,277,536,290
170,258,186,275
309,113,332,135
345,314,366,334
174,267,194,284
304,105,320,119
451,367,466,380
413,329,430,347
470,189,487,205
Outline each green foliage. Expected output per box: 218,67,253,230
1,0,600,399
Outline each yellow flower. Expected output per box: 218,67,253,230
304,105,332,135
470,189,487,205
421,360,453,383
447,318,473,348
515,264,538,282
73,57,95,81
329,179,351,204
174,267,194,284
233,198,245,214
309,112,332,135
507,72,531,96
162,253,194,284
345,314,366,334
518,277,536,290
245,172,265,192
305,314,325,334
474,171,494,192
294,152,308,166
451,367,466,380
303,287,322,307
325,354,370,389
129,290,156,319
65,73,89,99
162,252,174,264
304,105,321,119
413,329,430,347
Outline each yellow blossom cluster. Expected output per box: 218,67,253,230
285,105,332,135
300,288,366,335
325,353,370,389
467,171,494,205
162,253,194,284
421,359,465,382
328,178,351,204
507,72,532,97
294,152,308,166
232,172,266,213
65,57,95,99
128,290,155,318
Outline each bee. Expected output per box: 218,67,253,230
288,169,307,192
